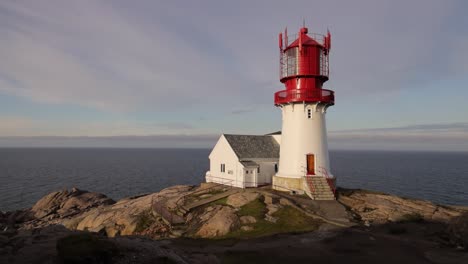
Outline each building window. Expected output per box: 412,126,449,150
274,164,278,173
221,164,225,172
257,167,260,173
245,170,249,174
307,109,312,119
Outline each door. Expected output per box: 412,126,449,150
306,154,315,175
244,169,256,187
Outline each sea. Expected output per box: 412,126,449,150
1,148,467,212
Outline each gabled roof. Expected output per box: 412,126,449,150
224,134,280,160
240,161,259,167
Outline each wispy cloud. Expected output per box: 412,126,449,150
230,108,256,115
1,0,465,112
0,134,218,148
329,122,468,151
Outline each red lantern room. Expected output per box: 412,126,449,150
274,26,334,105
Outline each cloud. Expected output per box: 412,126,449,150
0,134,218,148
329,122,468,151
0,116,36,135
230,108,256,115
0,115,200,137
151,122,194,130
0,0,246,112
0,0,465,114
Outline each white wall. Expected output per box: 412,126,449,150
206,135,280,188
277,103,333,179
207,135,243,187
255,161,277,184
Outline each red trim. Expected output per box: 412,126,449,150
274,89,334,105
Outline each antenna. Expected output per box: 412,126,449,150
303,18,305,27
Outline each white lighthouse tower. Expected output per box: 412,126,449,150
272,26,336,200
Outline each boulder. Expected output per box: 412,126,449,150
75,193,158,237
338,189,466,224
196,206,240,238
265,215,278,223
31,188,115,219
279,198,294,207
240,216,257,224
264,195,280,205
241,226,254,231
266,204,281,215
226,192,260,208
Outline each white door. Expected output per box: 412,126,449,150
244,169,256,187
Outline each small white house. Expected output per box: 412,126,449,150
205,134,281,188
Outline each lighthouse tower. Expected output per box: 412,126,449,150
272,25,336,200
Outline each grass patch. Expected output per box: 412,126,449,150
56,233,119,264
135,209,156,233
222,201,321,239
237,198,267,219
209,196,229,206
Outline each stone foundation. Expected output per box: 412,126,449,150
272,175,304,193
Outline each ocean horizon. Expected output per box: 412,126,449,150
1,148,467,211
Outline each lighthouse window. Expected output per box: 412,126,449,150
284,48,298,77
307,109,312,119
221,164,225,172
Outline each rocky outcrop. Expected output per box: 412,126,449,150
226,192,260,208
12,186,195,238
240,215,257,224
337,189,466,224
4,186,468,242
196,205,240,238
31,188,115,220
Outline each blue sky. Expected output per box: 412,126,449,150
0,0,468,150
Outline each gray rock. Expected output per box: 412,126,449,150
265,215,278,223
196,206,240,238
240,216,257,224
226,192,260,208
241,226,254,231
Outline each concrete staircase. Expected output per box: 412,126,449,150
304,176,336,200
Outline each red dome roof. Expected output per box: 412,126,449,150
285,27,322,49
287,34,321,48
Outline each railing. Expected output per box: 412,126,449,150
280,48,329,79
274,89,334,105
205,175,235,188
318,166,336,195
282,33,325,48
304,175,316,194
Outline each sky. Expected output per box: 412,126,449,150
0,0,468,151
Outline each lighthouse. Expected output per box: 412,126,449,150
272,25,336,200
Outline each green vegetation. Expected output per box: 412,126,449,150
135,209,156,233
237,198,267,219
209,196,228,206
221,198,321,239
56,233,119,264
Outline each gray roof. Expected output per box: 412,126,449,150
240,161,259,167
224,134,280,159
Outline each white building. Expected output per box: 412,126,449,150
205,134,281,188
205,25,336,200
